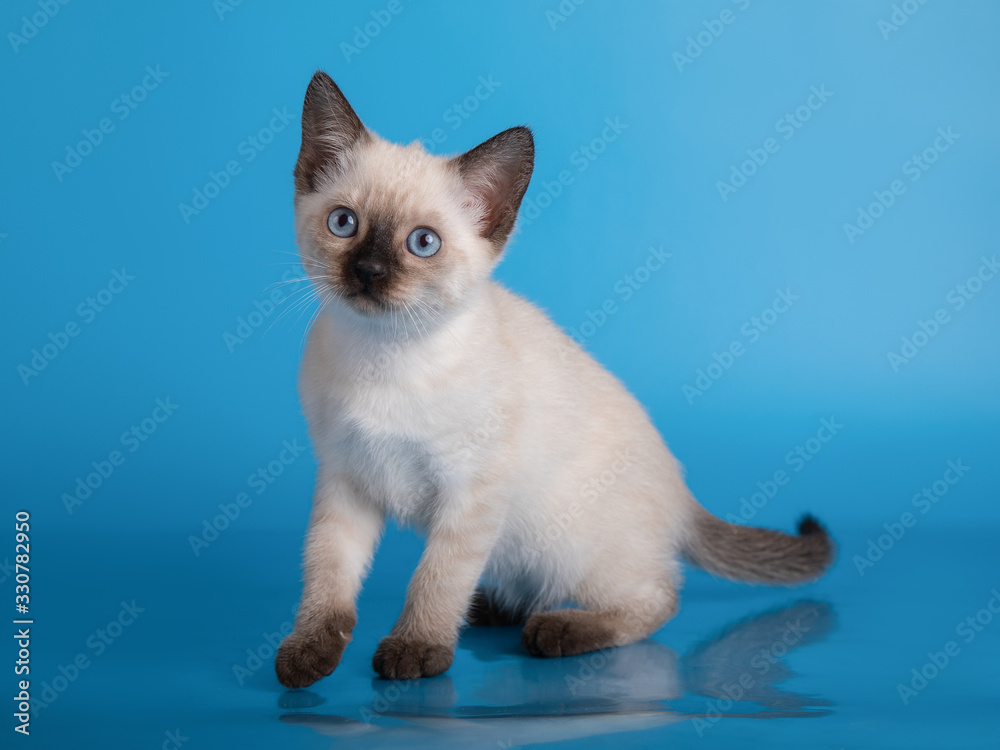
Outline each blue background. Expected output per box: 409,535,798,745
1,1,998,748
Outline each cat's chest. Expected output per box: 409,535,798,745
303,315,504,519
322,378,493,521
340,374,461,451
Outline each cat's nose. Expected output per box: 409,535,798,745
353,259,386,289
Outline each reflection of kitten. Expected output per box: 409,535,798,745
275,72,834,687
281,600,835,745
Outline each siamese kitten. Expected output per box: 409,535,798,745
275,72,833,687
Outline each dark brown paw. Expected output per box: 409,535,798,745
467,589,527,626
372,636,453,680
521,610,615,658
275,611,356,689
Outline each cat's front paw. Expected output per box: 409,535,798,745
275,612,356,689
371,635,453,680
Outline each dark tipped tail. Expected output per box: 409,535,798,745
682,507,835,585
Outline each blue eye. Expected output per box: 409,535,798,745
406,228,441,258
327,207,358,238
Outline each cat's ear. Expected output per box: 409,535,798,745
452,126,534,252
294,71,367,194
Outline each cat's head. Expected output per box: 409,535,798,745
293,71,534,325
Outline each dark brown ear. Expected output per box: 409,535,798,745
294,71,367,194
452,126,534,252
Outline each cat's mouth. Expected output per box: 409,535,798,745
344,288,393,315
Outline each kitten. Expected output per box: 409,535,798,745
275,72,834,687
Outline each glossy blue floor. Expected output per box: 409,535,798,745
27,513,1000,748
5,2,999,748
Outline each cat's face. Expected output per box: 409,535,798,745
293,72,534,324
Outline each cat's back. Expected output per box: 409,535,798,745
486,282,639,403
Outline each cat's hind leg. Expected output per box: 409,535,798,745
466,586,530,626
520,577,677,658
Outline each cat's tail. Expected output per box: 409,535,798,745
681,506,834,585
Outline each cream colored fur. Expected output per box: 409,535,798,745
276,74,831,687
296,138,688,622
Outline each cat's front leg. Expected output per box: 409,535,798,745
372,495,501,680
276,477,384,688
